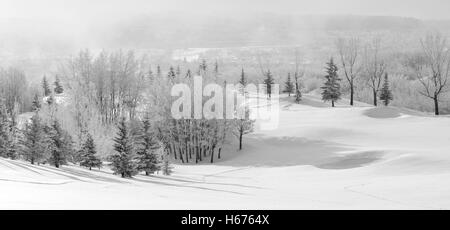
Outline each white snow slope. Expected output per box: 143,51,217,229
2,94,450,209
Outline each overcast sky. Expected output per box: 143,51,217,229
1,0,450,21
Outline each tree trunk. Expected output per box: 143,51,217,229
434,95,439,115
332,100,335,107
350,81,354,106
373,89,377,106
179,147,184,163
145,171,149,176
218,148,222,159
185,146,189,163
195,146,199,163
210,148,214,163
239,131,243,150
171,145,177,160
89,167,91,170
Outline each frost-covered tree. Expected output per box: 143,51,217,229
0,100,18,159
408,33,450,115
54,76,64,94
46,94,54,106
233,109,254,150
47,119,73,168
321,58,342,107
157,65,162,78
263,70,275,98
200,59,207,71
20,114,48,164
185,69,192,78
295,87,302,103
161,154,173,176
42,76,51,97
31,94,41,112
167,66,176,81
362,37,386,106
238,68,248,95
109,117,138,178
136,118,161,176
0,102,12,158
79,134,102,170
336,37,360,106
283,73,295,96
379,73,393,106
293,50,304,103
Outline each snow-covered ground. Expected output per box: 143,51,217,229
2,94,450,209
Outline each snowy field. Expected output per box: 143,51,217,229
2,94,450,209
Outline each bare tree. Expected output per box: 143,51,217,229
409,33,450,115
362,37,386,106
336,37,361,106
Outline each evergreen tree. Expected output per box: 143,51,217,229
283,73,295,96
294,72,302,103
157,65,162,77
238,68,247,95
136,118,161,175
263,70,275,98
31,94,41,112
200,59,207,71
42,76,51,97
161,154,173,176
321,58,341,107
167,66,176,80
295,88,302,103
379,73,394,106
54,76,64,94
109,117,138,178
46,94,54,106
185,69,192,78
79,134,102,170
20,114,48,164
47,119,71,168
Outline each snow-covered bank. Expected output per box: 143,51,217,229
2,94,450,209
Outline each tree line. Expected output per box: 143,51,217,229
279,33,447,111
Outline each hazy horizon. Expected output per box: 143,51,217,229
1,0,450,22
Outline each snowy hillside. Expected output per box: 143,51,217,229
2,94,450,209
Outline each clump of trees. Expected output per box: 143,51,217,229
0,67,30,114
0,101,16,159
